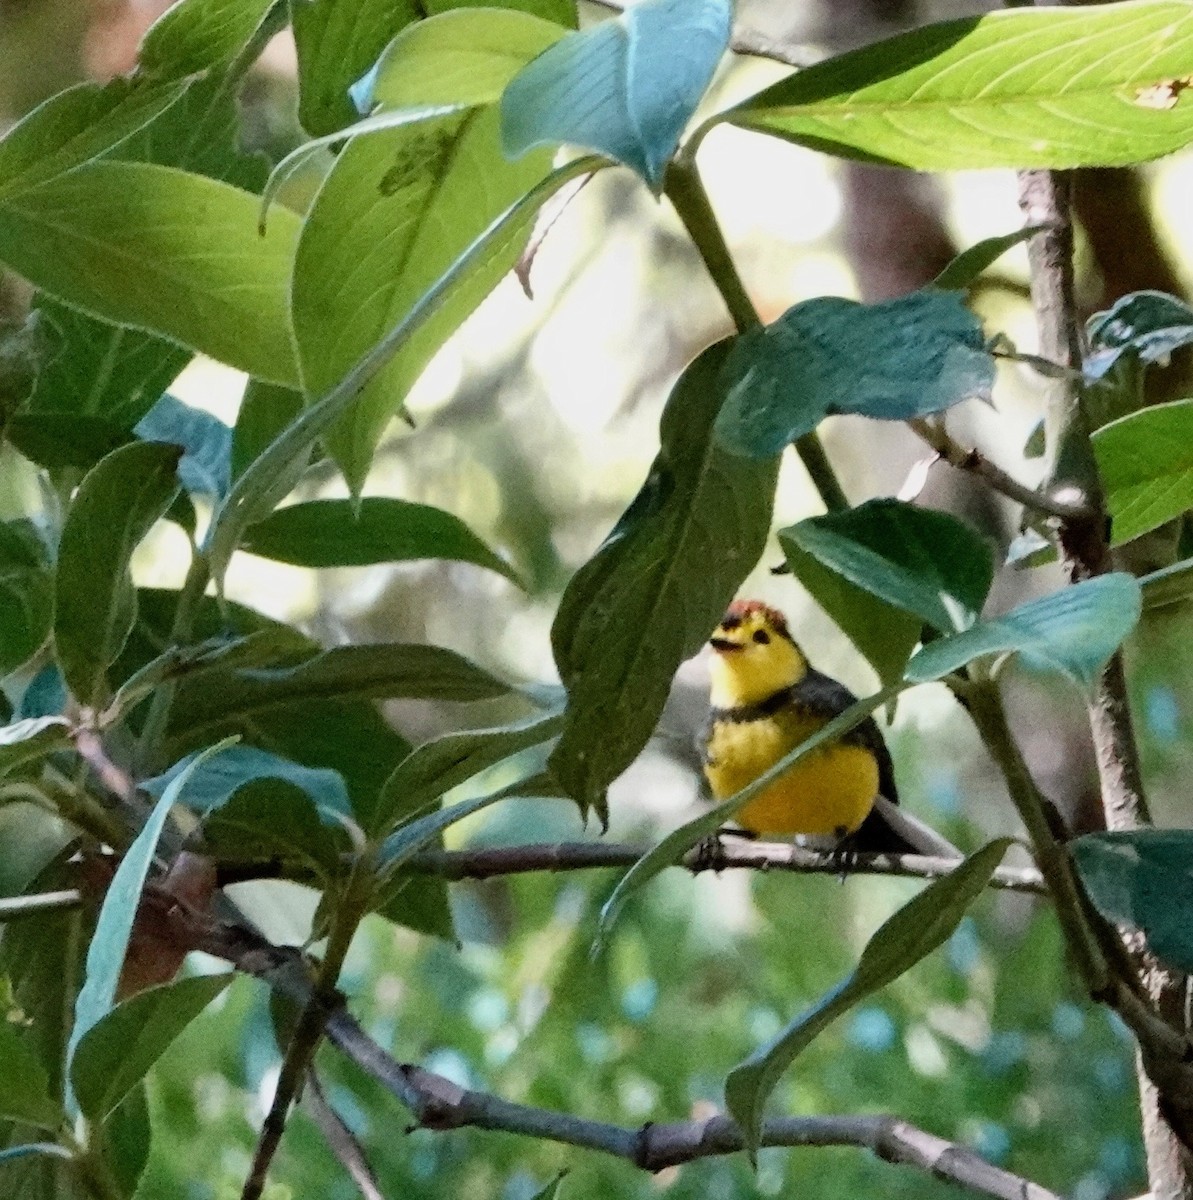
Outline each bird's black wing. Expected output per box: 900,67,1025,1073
790,669,899,804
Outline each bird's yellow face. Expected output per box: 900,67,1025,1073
708,601,808,708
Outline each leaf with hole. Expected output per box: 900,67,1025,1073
715,291,993,458
53,442,182,708
71,973,232,1121
549,339,777,821
725,838,1012,1158
502,0,730,189
906,572,1141,689
1092,399,1193,545
722,4,1193,170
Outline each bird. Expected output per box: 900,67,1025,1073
702,598,954,857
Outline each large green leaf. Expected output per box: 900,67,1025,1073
361,8,567,111
291,0,421,136
1141,555,1193,612
66,741,234,1109
722,2,1193,170
0,1023,61,1130
1072,830,1193,975
0,521,52,675
550,339,778,820
54,442,181,708
502,0,731,189
230,381,305,482
291,105,552,493
211,154,600,577
166,644,512,743
71,973,232,1121
781,500,994,634
239,497,518,583
1092,399,1193,545
23,296,189,429
725,839,1012,1158
375,709,562,833
0,79,184,201
138,0,277,77
906,572,1142,689
715,291,993,458
0,164,300,387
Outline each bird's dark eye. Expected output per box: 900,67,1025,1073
752,629,770,645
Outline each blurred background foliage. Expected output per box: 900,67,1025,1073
2,0,1192,1197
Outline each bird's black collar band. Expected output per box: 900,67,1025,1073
709,685,797,723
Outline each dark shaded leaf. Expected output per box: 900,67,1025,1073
71,973,232,1120
1085,290,1193,383
1141,555,1193,611
100,1082,151,1197
549,339,777,819
725,839,1012,1158
502,0,730,189
6,414,132,471
241,498,518,582
0,718,72,780
0,1023,61,1130
715,291,993,458
53,442,181,708
0,521,52,675
932,226,1044,290
906,572,1141,689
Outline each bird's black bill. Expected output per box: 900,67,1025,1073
709,637,743,653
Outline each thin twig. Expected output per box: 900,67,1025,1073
305,1073,386,1200
907,417,1092,522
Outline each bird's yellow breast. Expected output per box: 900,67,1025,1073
704,707,879,838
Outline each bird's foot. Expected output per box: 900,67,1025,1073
690,826,757,873
827,826,859,882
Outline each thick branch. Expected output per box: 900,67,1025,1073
163,899,1059,1200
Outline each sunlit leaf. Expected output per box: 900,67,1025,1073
139,0,277,76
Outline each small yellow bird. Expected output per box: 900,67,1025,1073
703,599,943,855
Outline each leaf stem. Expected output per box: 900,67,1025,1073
663,154,849,512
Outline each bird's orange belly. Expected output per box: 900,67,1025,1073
704,716,879,837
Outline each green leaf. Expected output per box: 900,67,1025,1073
100,1083,151,1198
292,105,552,493
1085,290,1193,383
1141,555,1193,611
1092,399,1193,545
0,164,301,387
292,0,421,136
0,1143,72,1167
361,8,567,111
0,522,52,675
0,718,71,780
725,838,1012,1158
549,339,778,820
502,0,731,189
135,394,232,501
780,539,919,690
66,739,235,1109
0,1022,62,1130
230,381,305,482
597,685,901,941
906,572,1142,689
210,154,600,579
200,778,350,874
139,0,277,77
0,78,184,201
54,442,182,708
6,414,132,471
240,498,518,582
24,295,190,430
723,3,1193,170
932,226,1045,290
71,973,232,1121
1072,831,1193,975
425,0,577,25
714,291,993,458
167,644,512,744
143,744,350,821
375,710,562,833
780,500,994,634
529,1171,569,1200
